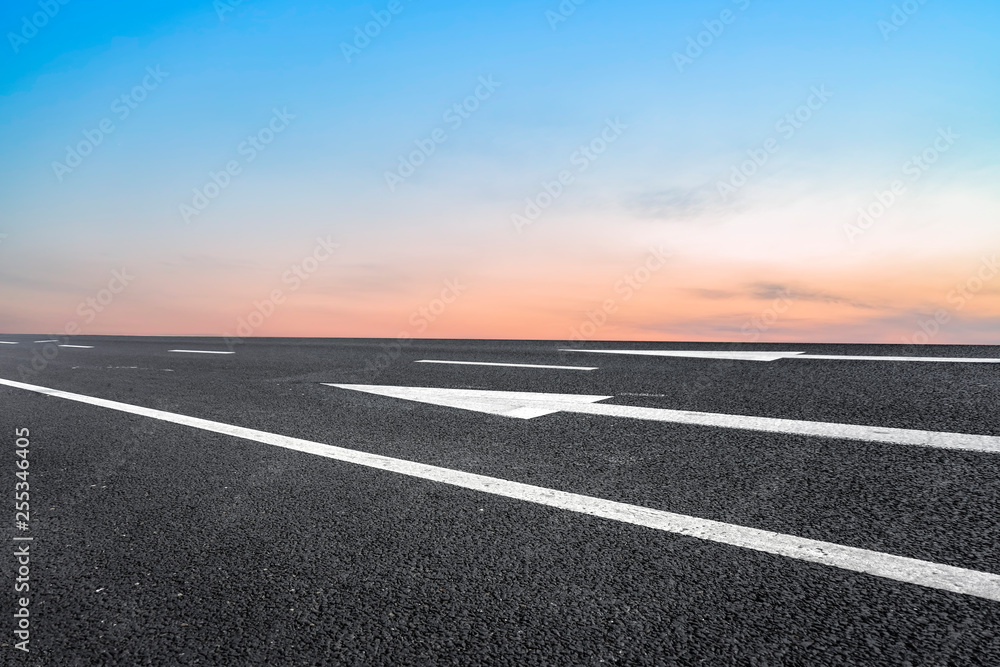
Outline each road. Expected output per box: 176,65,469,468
1,336,999,665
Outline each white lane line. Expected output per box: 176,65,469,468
167,350,235,355
561,349,803,362
58,345,94,349
416,360,598,371
796,354,1000,363
576,403,1000,453
0,341,19,345
561,349,1000,363
329,385,1000,455
34,339,59,343
1,376,997,602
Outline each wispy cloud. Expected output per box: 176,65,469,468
686,288,738,300
747,282,878,310
622,184,723,222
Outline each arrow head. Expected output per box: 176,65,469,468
326,384,613,419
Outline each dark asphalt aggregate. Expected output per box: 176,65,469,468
0,336,998,665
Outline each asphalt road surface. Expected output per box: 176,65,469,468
1,336,999,665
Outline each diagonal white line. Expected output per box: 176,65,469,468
1,376,998,602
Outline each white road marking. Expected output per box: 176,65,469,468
561,349,1000,363
1,376,997,602
0,341,19,345
338,384,613,419
416,360,597,371
58,345,94,349
796,354,1000,363
34,339,59,343
167,350,235,355
561,349,803,362
329,385,1000,455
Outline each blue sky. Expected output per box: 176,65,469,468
2,0,998,340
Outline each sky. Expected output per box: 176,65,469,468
1,0,998,343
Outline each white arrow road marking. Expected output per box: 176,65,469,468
1,376,998,602
334,384,614,419
328,385,1000,455
561,349,1000,363
168,350,235,355
416,360,598,371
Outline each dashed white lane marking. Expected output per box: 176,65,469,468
416,360,598,371
34,339,59,343
1,376,997,602
167,350,235,355
329,385,1000,455
0,341,19,345
561,349,1000,363
58,345,94,349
